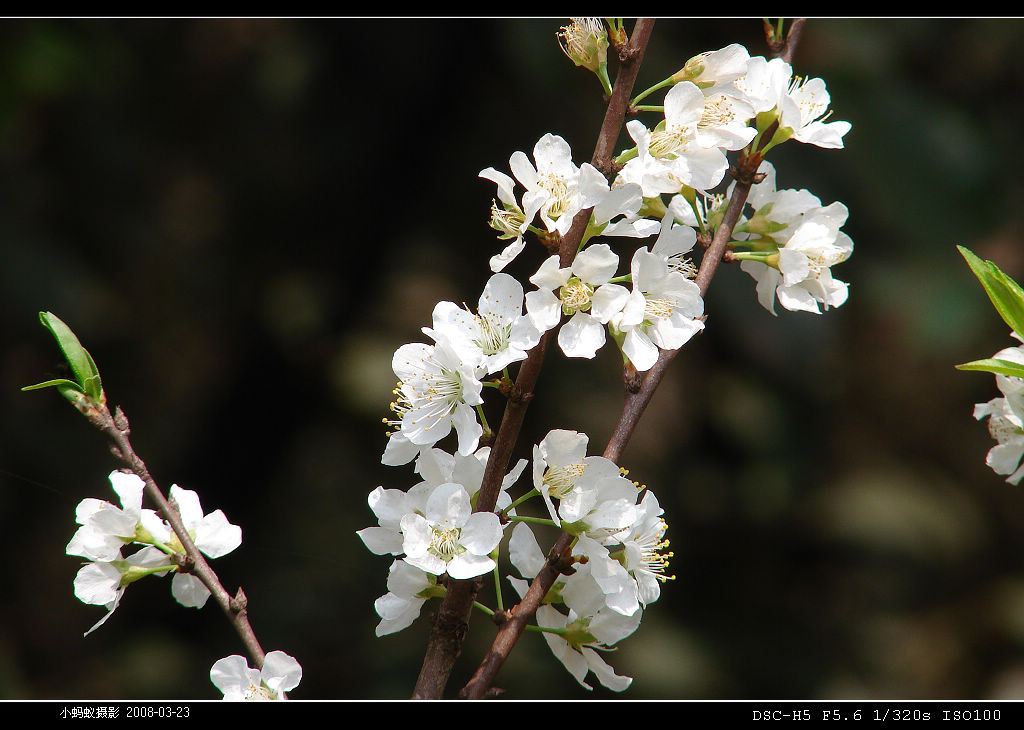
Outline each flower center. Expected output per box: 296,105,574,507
559,277,594,315
489,201,526,239
430,526,462,561
648,129,688,159
539,174,572,219
803,247,847,280
788,75,829,123
472,312,512,356
644,295,680,322
699,96,737,129
543,462,586,499
243,683,277,701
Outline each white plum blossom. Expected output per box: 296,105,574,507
426,273,541,375
479,166,544,272
508,133,607,236
388,338,484,456
733,55,793,115
210,650,302,700
733,56,850,150
618,83,731,196
974,343,1024,484
72,545,173,636
557,468,640,542
356,480,436,557
165,485,243,608
975,397,1024,485
741,218,852,315
373,560,440,637
66,471,167,562
612,241,705,372
400,482,502,579
563,535,640,617
508,574,637,692
525,243,629,359
531,429,623,526
676,43,751,95
617,491,673,608
650,213,699,278
587,179,661,240
780,75,851,149
695,90,757,151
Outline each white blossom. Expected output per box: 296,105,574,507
479,167,543,272
164,485,242,609
387,338,484,455
426,273,541,375
525,244,629,359
613,243,705,371
66,471,167,562
373,560,439,637
210,650,302,700
508,133,607,236
531,429,622,527
400,482,502,579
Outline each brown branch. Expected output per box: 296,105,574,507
87,403,267,669
409,16,657,689
457,18,656,700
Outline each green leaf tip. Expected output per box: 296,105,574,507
958,246,1024,341
28,311,105,404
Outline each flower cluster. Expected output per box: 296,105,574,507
731,162,854,314
66,470,242,635
358,25,852,694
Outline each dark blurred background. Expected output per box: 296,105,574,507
3,18,1024,700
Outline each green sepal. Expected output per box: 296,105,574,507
31,311,105,403
958,245,1024,340
955,358,1024,379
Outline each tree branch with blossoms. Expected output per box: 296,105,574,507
25,311,301,700
27,17,852,702
357,17,853,700
458,18,810,701
411,17,657,701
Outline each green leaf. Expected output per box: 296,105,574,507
21,378,84,393
34,311,104,402
955,357,1024,379
958,245,1024,339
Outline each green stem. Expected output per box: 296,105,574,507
596,62,613,97
493,564,504,613
614,146,639,166
524,624,568,637
631,75,673,106
502,488,540,518
633,104,663,113
475,404,492,438
507,515,559,528
473,601,495,617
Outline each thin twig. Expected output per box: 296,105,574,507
87,403,267,669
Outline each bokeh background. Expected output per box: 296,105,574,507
3,17,1024,700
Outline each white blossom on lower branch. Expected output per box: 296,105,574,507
210,650,302,700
